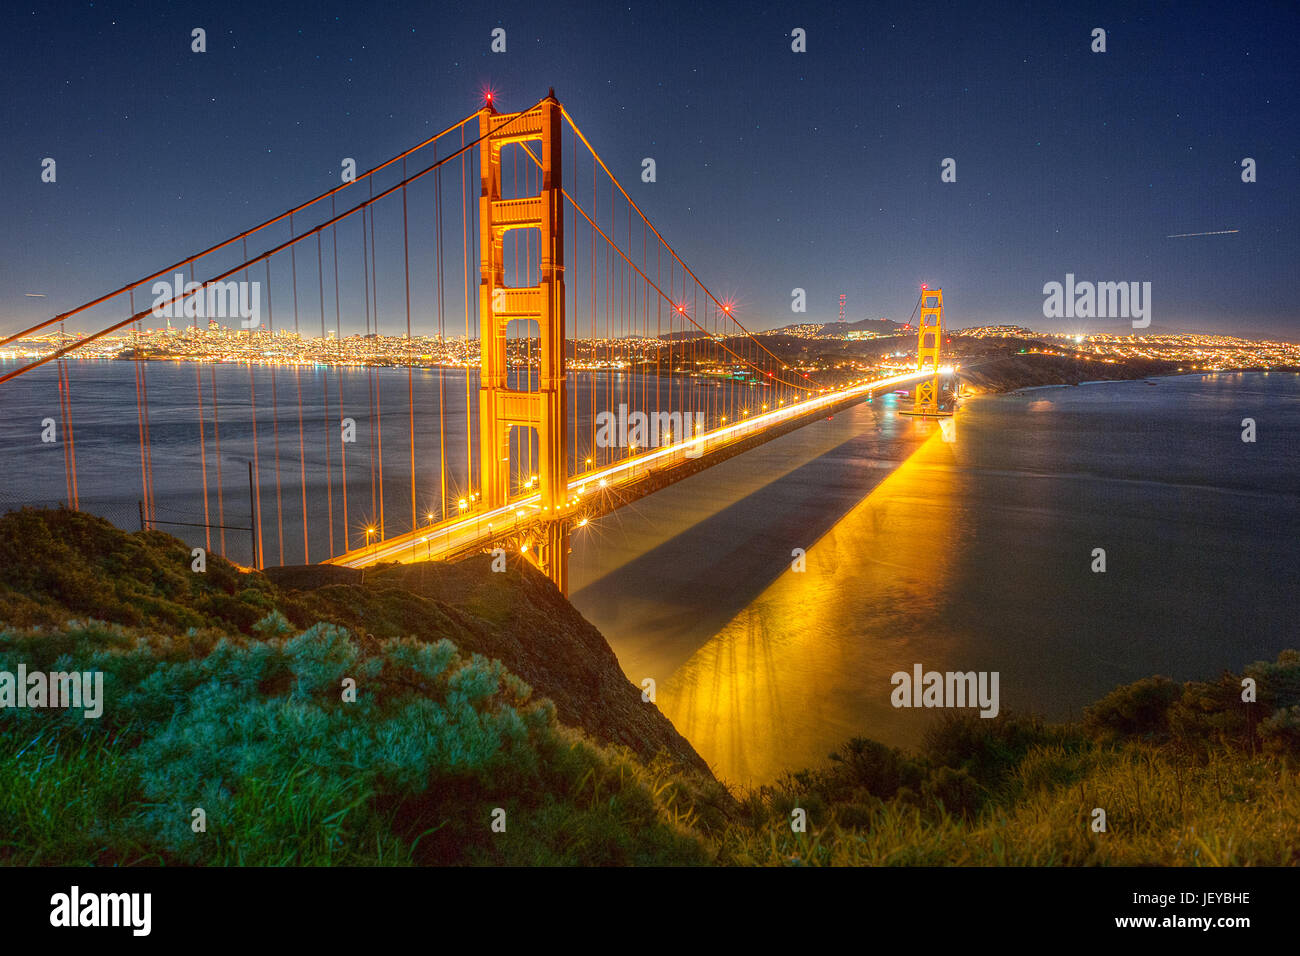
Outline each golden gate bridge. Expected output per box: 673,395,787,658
0,92,953,595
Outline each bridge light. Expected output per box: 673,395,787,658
578,517,588,527
458,499,468,511
599,478,607,487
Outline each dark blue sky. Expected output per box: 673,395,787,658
2,0,1297,337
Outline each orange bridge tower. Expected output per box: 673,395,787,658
903,286,950,418
477,93,569,593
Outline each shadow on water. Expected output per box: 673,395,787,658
569,401,933,684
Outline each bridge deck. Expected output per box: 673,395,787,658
329,368,938,569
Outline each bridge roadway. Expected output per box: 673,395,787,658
329,367,946,569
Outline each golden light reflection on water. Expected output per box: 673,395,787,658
660,422,967,788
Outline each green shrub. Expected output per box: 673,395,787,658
1083,676,1181,741
0,620,707,866
1259,705,1300,755
921,711,1057,788
826,736,922,800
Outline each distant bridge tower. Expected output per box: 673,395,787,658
838,293,846,325
478,92,569,593
906,286,949,418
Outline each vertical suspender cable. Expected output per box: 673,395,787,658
460,125,472,499
434,159,448,520
370,182,385,540
210,361,226,556
190,260,212,552
401,156,416,532
245,237,264,569
266,259,285,567
318,231,333,557
131,292,151,526
362,204,376,536
290,213,309,563
332,204,348,551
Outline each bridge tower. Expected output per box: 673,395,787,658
477,93,569,593
907,286,949,418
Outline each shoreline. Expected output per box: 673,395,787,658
999,368,1290,397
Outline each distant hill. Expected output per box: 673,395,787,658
769,317,906,337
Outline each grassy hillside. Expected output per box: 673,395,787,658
1,508,1297,866
0,507,708,774
0,618,724,865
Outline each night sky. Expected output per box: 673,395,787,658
2,0,1297,337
